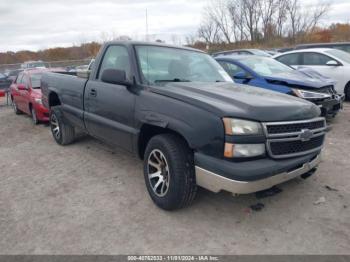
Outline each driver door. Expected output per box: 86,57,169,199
84,45,136,152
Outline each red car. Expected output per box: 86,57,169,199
10,69,50,124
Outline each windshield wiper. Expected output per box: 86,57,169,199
154,78,191,83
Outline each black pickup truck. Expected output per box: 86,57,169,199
41,41,327,210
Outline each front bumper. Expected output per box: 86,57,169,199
195,153,321,195
34,104,50,122
314,94,344,117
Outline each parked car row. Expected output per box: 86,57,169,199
216,55,344,117
0,72,12,97
9,69,51,124
6,41,346,211
274,48,350,99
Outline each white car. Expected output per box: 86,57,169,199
273,48,350,100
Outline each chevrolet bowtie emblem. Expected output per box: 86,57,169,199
300,129,313,141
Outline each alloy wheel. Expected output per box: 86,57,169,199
147,149,170,197
50,113,60,140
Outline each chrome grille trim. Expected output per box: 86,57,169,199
262,117,327,159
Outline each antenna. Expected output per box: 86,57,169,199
146,8,149,42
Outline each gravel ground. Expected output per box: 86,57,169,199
0,97,349,255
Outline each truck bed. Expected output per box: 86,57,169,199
41,71,89,130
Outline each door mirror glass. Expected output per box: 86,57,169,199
101,69,131,87
326,60,339,66
233,71,252,80
17,84,27,90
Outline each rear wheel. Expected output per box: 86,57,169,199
31,107,39,125
143,134,197,210
50,106,75,145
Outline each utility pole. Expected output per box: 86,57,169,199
146,8,149,42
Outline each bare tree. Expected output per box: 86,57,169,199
205,0,233,43
185,34,197,46
258,0,279,41
286,0,330,42
198,19,221,44
197,0,331,45
227,0,247,42
241,0,261,42
275,0,289,37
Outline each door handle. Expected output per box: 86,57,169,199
90,89,97,97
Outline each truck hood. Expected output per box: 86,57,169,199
263,71,329,89
150,82,320,122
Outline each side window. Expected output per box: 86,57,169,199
276,54,300,66
302,52,331,66
335,45,350,53
23,75,29,87
219,61,246,76
276,54,299,66
16,73,23,84
98,45,131,79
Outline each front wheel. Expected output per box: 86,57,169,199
345,83,350,101
50,106,75,145
12,98,21,115
143,134,197,210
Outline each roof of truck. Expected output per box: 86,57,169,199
105,41,205,53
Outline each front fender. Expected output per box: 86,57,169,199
136,91,224,157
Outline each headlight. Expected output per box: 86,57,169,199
292,89,331,100
34,98,42,104
224,143,265,158
223,118,263,135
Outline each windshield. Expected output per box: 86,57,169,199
135,45,232,85
27,62,45,68
325,49,350,64
30,73,42,88
238,57,294,76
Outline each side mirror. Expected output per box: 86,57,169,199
326,60,340,66
17,84,27,90
233,71,252,80
101,69,132,87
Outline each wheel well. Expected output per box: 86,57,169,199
49,92,61,108
138,124,190,159
345,82,350,100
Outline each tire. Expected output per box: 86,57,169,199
345,83,350,101
12,99,21,115
50,106,75,145
31,107,39,125
143,134,197,210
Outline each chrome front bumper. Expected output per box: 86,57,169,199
195,154,322,195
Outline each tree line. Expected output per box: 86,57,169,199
0,42,101,65
196,0,331,46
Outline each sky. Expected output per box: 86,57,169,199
0,0,349,52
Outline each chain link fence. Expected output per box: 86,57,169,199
0,59,91,73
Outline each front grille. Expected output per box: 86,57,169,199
263,118,326,159
270,135,324,157
266,119,325,135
